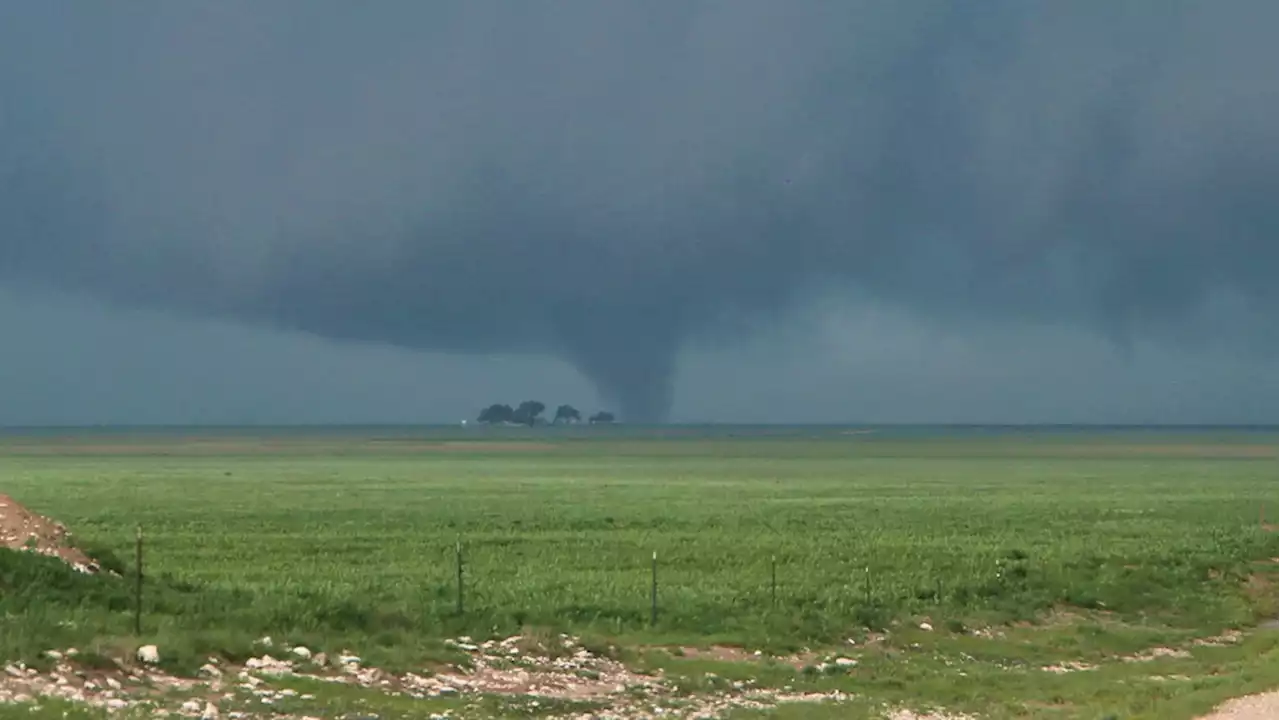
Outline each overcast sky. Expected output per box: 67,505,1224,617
0,2,1274,426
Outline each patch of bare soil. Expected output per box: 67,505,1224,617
0,494,99,573
1120,646,1192,663
886,709,976,720
1041,661,1097,674
1041,627,1254,674
1011,606,1112,629
665,645,821,670
1196,692,1279,720
1194,630,1244,647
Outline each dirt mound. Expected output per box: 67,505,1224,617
0,494,99,574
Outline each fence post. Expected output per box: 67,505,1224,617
650,551,658,628
770,555,777,608
134,524,144,636
455,539,464,616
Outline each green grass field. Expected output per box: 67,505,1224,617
0,425,1275,719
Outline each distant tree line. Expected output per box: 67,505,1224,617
475,401,615,426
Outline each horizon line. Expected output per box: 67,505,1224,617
0,421,1274,431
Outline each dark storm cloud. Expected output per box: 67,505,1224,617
0,1,1274,421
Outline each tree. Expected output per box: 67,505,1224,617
512,400,546,426
477,403,514,424
588,411,616,424
553,404,581,424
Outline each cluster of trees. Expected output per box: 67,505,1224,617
476,400,615,426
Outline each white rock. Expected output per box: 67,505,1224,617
106,698,128,710
181,700,202,712
137,645,161,664
200,702,220,720
256,636,273,647
107,677,123,690
290,646,312,660
834,657,858,668
919,622,934,631
198,664,222,678
44,650,63,660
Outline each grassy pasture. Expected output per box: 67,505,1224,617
0,425,1275,718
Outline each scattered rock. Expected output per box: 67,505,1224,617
888,708,975,720
291,646,312,660
0,635,892,718
1042,661,1097,673
1123,647,1193,663
919,622,934,632
244,656,292,676
1194,630,1244,647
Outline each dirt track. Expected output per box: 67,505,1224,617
1197,692,1279,720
